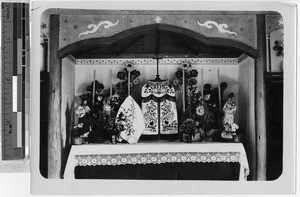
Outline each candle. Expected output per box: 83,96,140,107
201,68,204,98
217,69,221,112
182,67,185,112
110,69,112,96
92,70,96,106
128,68,130,96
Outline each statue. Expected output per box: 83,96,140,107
75,99,91,136
221,93,238,139
222,94,236,126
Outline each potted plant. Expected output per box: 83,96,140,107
104,116,124,144
72,123,90,145
232,123,242,143
179,118,196,143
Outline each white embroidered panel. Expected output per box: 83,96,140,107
141,81,178,135
160,99,178,134
116,96,145,143
142,81,176,98
141,100,159,135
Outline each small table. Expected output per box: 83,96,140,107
64,142,250,180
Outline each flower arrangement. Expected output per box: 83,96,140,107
86,80,104,95
104,116,124,136
173,62,198,91
179,118,196,135
73,123,85,137
221,122,239,140
116,62,141,102
79,80,105,109
72,122,90,144
107,94,121,114
172,62,200,118
179,118,205,142
273,40,284,57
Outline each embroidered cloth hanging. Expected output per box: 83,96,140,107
115,96,145,143
141,80,178,135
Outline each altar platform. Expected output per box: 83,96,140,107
63,142,249,181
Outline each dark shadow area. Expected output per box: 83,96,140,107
60,103,72,178
40,71,49,178
265,73,283,181
74,162,240,180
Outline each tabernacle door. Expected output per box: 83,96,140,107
141,80,178,138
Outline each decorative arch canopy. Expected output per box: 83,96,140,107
57,13,258,58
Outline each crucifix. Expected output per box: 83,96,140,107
153,31,163,81
153,55,163,81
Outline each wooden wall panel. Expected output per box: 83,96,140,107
47,15,62,179
238,57,256,180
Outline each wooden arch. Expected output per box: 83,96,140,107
57,24,259,59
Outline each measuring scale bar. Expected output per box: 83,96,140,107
1,2,29,161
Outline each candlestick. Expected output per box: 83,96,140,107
110,69,112,96
182,68,185,112
92,70,96,106
217,69,221,112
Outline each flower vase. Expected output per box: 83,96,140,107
187,133,192,143
111,135,117,144
233,134,243,143
73,137,82,145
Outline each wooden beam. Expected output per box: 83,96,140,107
255,14,267,180
48,15,62,179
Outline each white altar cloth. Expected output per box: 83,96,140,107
63,142,250,181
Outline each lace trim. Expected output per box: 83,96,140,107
75,152,242,167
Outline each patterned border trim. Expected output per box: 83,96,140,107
76,58,239,65
75,152,241,166
59,14,257,50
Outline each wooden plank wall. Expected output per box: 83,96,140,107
47,15,62,179
255,15,267,180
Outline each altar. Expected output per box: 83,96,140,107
63,142,249,181
39,9,268,181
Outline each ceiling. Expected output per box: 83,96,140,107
71,29,244,59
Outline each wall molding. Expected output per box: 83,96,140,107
76,58,239,65
65,55,77,64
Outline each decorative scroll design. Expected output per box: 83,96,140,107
76,58,239,65
78,20,119,37
59,14,257,50
197,20,238,36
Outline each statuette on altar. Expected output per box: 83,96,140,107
75,99,91,133
221,93,239,139
72,99,92,144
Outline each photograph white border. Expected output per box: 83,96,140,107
30,0,297,195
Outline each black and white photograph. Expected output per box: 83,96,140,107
28,0,297,195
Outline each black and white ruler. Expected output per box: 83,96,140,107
1,2,29,160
